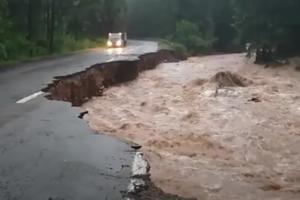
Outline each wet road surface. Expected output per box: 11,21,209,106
0,41,158,200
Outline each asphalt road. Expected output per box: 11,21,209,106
0,41,158,200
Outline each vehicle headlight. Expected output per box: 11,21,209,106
116,40,122,47
107,40,112,47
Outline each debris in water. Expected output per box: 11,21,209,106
249,97,261,103
131,144,142,150
191,78,207,86
260,183,282,191
211,71,251,87
78,111,89,119
140,102,147,107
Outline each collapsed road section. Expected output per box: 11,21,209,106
42,49,192,199
42,50,184,106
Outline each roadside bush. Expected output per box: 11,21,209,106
56,35,79,52
0,33,105,63
171,42,188,57
159,39,188,57
56,35,105,53
0,43,7,60
168,20,215,54
30,45,48,57
2,35,31,60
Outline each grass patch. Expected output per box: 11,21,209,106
0,36,106,66
159,39,188,57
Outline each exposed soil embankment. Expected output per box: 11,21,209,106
128,177,195,200
42,50,183,106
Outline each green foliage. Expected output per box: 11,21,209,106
0,0,120,63
2,36,31,60
127,0,236,52
212,0,236,51
128,0,300,56
127,0,176,37
159,39,188,57
0,43,7,60
1,35,48,61
0,0,10,39
169,20,215,54
232,0,300,55
55,35,105,53
1,0,300,62
0,34,104,62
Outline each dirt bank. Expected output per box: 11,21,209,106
42,50,183,106
83,54,300,199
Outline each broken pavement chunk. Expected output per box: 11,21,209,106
131,143,142,150
78,111,89,119
249,97,261,103
132,152,150,178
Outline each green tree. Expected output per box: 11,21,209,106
0,0,9,37
127,0,176,37
0,0,128,61
171,20,215,54
0,0,9,59
232,0,300,56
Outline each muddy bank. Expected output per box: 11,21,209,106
127,177,195,200
42,50,183,106
125,151,195,200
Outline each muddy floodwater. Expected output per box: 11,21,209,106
83,53,300,199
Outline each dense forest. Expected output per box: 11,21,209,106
1,0,300,62
0,0,127,61
128,0,300,57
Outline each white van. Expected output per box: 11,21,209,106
106,32,127,48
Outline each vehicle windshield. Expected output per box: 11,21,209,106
109,33,122,40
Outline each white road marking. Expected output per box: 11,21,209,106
16,91,44,104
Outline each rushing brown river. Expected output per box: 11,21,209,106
84,53,300,200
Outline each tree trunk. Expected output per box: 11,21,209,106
48,0,55,53
27,0,33,56
46,0,50,43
